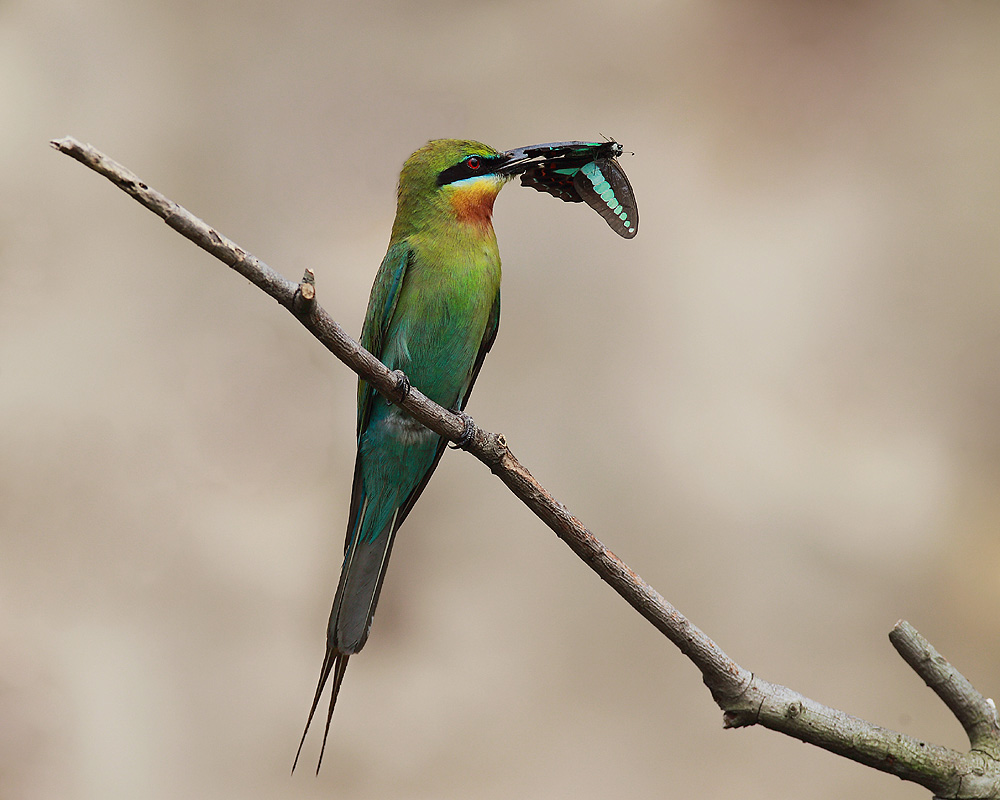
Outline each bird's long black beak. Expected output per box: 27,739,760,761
494,146,542,177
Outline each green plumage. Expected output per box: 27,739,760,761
295,139,506,771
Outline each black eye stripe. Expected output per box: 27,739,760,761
437,155,501,186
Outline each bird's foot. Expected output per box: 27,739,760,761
449,412,476,450
390,370,411,402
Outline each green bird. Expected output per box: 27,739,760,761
293,139,511,772
294,138,637,772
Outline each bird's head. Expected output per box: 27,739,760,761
392,139,524,238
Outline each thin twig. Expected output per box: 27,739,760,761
52,135,1000,799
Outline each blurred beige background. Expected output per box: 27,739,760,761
3,1,1000,798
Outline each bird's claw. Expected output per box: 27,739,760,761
449,412,475,449
390,370,411,402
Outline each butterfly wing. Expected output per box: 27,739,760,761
519,161,586,203
573,158,638,239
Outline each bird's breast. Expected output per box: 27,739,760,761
381,241,500,410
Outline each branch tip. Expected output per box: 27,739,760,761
292,269,317,313
890,621,1000,757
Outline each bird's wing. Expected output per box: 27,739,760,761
356,240,412,437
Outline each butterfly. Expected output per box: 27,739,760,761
501,140,638,239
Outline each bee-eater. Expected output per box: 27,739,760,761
294,139,512,772
294,138,637,772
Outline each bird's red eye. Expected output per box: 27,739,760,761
466,156,481,170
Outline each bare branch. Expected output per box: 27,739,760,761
891,621,1000,759
52,135,1000,798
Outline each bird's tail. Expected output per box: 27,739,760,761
328,494,401,654
292,471,401,773
292,649,349,774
